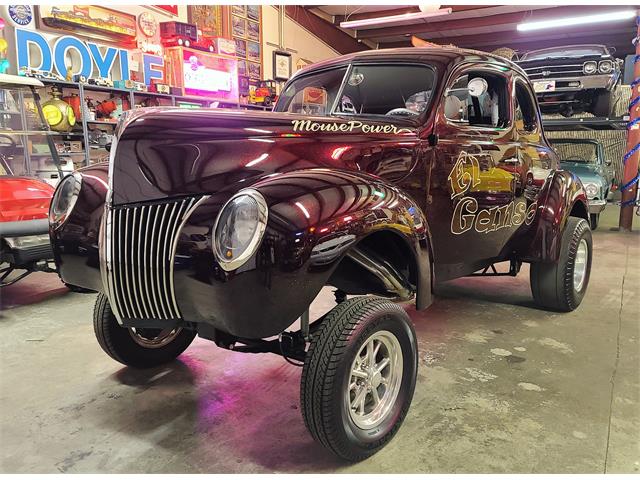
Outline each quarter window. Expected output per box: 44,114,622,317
444,72,510,128
515,80,538,133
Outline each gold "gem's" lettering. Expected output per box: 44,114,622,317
451,198,537,235
291,119,412,135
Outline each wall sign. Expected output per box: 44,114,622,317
8,5,33,27
273,50,291,81
14,28,163,84
39,5,137,39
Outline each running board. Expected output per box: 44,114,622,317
469,259,521,277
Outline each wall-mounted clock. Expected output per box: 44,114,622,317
138,11,158,37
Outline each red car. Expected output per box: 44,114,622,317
0,173,55,286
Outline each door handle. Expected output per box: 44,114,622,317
503,158,519,164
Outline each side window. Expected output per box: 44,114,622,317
515,80,538,133
444,71,510,128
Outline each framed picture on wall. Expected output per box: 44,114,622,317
273,50,292,81
247,20,260,42
247,5,260,21
248,62,261,80
237,59,248,76
247,41,260,63
188,5,223,38
235,39,247,58
231,15,246,38
232,5,246,17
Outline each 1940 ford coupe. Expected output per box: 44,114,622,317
49,47,592,461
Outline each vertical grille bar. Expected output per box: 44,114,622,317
106,197,201,321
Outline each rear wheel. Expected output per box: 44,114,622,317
591,90,613,117
530,217,592,312
300,296,418,461
93,293,196,368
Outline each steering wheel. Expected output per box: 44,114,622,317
386,108,418,117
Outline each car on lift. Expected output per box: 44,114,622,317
49,47,592,462
549,138,612,230
517,44,623,117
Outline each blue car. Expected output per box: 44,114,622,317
550,138,612,230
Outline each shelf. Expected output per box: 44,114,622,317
0,129,55,135
86,120,118,126
542,116,628,131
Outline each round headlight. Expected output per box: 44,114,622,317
598,60,613,74
583,61,597,75
49,172,82,227
213,189,268,271
584,182,599,199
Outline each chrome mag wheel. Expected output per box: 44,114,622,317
347,330,403,429
128,327,182,349
574,238,588,292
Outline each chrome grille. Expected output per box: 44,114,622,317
523,64,584,80
105,197,199,321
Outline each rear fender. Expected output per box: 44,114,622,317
519,170,589,263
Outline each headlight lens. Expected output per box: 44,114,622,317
584,182,599,199
49,172,82,227
213,189,268,271
598,60,613,74
583,61,597,75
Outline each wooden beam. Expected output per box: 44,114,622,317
357,5,615,40
284,5,369,55
383,27,636,56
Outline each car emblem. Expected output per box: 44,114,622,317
542,70,551,76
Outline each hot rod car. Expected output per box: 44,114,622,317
49,47,592,461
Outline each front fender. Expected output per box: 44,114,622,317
174,168,432,338
50,163,109,291
519,170,589,263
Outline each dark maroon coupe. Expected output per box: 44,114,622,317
49,47,592,461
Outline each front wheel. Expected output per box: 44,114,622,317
93,294,196,368
300,296,418,461
530,217,592,312
590,213,599,230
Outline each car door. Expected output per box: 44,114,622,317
428,64,520,281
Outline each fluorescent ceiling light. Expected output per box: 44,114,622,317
517,10,636,31
340,8,452,29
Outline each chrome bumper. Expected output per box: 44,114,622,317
534,74,616,94
588,199,607,214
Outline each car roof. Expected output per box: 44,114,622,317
294,46,527,79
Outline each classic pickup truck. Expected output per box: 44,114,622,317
49,47,592,461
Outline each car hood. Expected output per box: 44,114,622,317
518,54,607,67
0,176,55,222
111,107,426,205
560,162,605,184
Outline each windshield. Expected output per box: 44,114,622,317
521,46,605,61
275,64,436,119
552,141,599,164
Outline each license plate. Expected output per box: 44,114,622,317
534,80,555,93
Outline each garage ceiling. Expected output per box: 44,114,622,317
299,5,637,57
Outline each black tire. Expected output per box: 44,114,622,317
93,293,196,368
590,213,599,230
300,296,418,461
263,96,272,107
530,217,592,312
591,90,613,117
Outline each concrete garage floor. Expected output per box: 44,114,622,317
1,206,638,473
